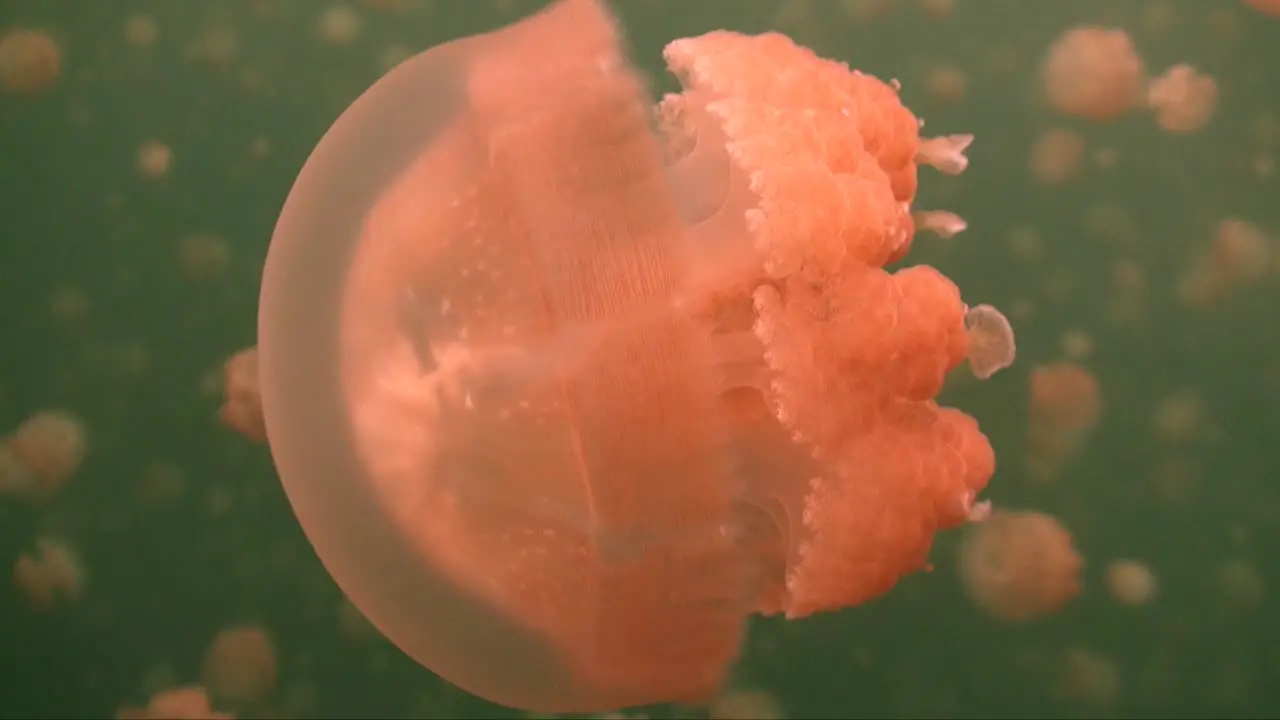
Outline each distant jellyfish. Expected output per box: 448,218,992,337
201,625,278,706
710,688,786,719
13,536,85,610
180,233,231,283
317,5,363,45
1106,559,1157,606
1146,64,1218,133
924,65,967,105
218,347,266,443
117,685,231,720
0,29,61,94
123,14,159,50
1057,648,1120,710
1,409,87,502
1041,26,1144,121
958,509,1082,622
963,304,1016,379
1150,390,1202,443
137,139,173,179
1218,557,1263,608
1029,128,1085,185
1178,218,1271,306
1058,329,1095,360
1027,363,1101,483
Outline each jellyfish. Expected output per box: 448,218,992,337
218,347,266,443
1105,559,1157,606
0,28,61,95
1027,363,1101,483
1146,64,1218,134
117,686,232,720
963,304,1016,379
257,0,1010,711
201,625,278,706
958,509,1081,622
12,536,84,610
0,409,87,502
1040,26,1144,121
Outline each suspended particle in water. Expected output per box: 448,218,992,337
123,14,159,49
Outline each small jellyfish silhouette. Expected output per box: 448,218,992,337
958,509,1082,622
218,347,266,443
201,625,277,706
117,686,231,720
963,304,1016,379
1027,363,1101,483
257,0,1010,711
13,536,84,610
1,410,87,502
0,29,61,94
1146,64,1218,133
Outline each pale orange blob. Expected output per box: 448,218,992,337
1243,0,1280,17
1218,557,1264,608
1150,390,1202,443
1029,128,1085,185
1106,559,1157,606
1057,648,1120,709
1059,329,1094,360
963,304,1016,379
218,347,266,443
1146,64,1217,133
1041,26,1144,121
123,14,159,50
1178,218,1272,306
1,409,87,502
180,233,232,282
117,685,232,720
137,140,173,179
13,536,84,610
924,65,966,105
0,29,61,94
1027,363,1101,483
958,509,1082,622
257,0,1005,711
920,0,957,20
317,5,363,45
711,688,786,719
201,625,278,706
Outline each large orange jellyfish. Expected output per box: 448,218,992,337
257,0,1010,712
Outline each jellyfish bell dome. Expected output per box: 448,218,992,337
259,0,1006,713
